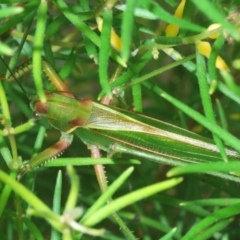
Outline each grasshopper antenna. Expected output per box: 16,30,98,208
0,56,28,96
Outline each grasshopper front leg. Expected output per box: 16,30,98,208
17,132,73,179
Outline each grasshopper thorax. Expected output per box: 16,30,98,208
31,92,93,133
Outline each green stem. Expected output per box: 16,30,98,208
119,54,195,91
0,81,19,167
0,171,16,216
15,193,24,240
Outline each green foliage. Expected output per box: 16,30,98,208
1,0,240,239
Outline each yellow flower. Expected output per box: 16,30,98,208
197,41,229,71
165,0,229,71
165,0,186,36
96,16,122,51
206,23,222,39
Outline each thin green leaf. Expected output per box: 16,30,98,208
0,6,23,18
99,10,112,97
50,171,62,240
23,218,45,240
120,0,138,62
167,162,240,177
196,50,228,162
83,177,183,226
82,167,134,222
33,0,47,102
182,202,240,239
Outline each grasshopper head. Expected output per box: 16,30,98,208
30,93,93,133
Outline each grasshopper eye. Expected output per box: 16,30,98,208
33,111,40,120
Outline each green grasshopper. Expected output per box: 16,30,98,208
3,58,240,181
